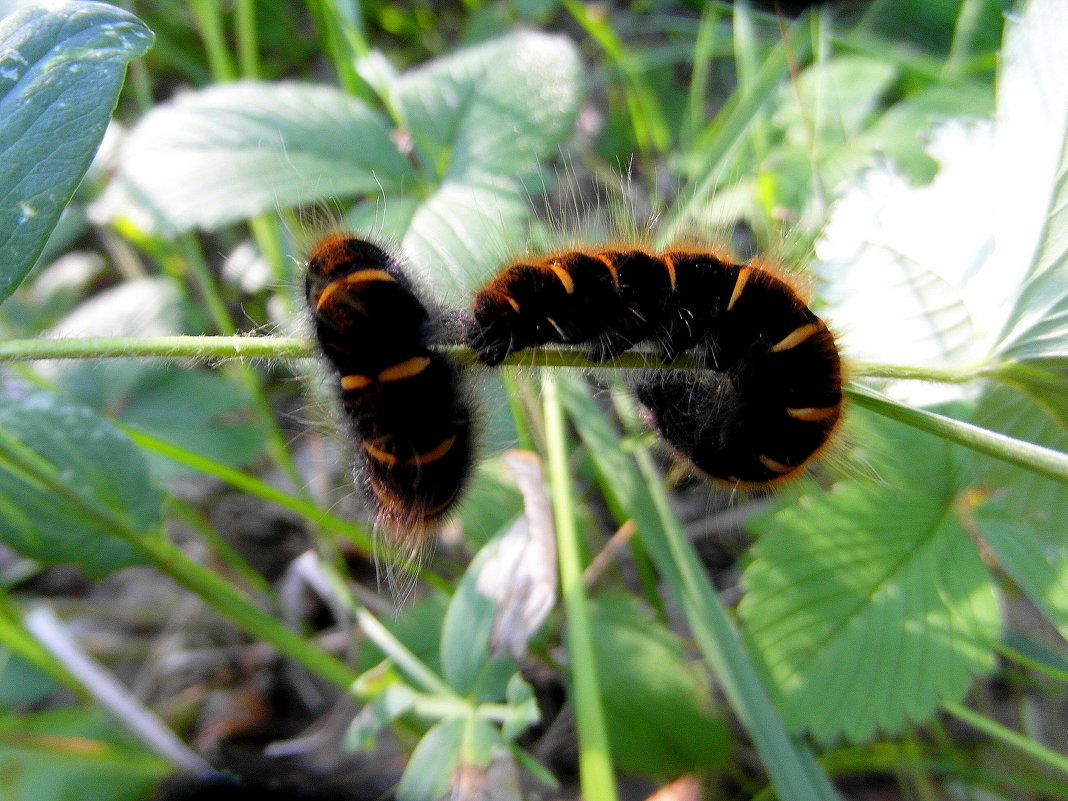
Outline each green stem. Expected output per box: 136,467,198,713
168,497,278,601
233,0,260,79
0,335,313,362
189,0,237,82
0,337,1009,379
543,373,619,801
850,361,996,383
943,701,1068,777
846,386,1068,485
4,336,1064,485
248,215,294,315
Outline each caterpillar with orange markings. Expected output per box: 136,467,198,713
305,234,473,538
466,247,842,484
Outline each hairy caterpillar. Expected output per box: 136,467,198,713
466,248,842,484
305,234,473,535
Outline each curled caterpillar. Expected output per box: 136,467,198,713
305,234,473,534
466,248,842,484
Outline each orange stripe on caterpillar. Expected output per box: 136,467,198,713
770,322,822,353
378,357,431,382
314,269,396,311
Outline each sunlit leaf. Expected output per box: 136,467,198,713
0,2,152,299
739,409,1000,743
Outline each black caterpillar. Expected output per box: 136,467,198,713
466,248,842,484
305,234,473,535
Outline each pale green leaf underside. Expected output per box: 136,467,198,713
740,412,1000,743
0,1,153,300
106,81,414,232
393,30,581,182
990,0,1068,417
775,56,898,146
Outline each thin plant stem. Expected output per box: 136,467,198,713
846,386,1068,485
189,0,237,82
943,701,1068,777
542,373,619,801
2,336,1064,485
233,0,260,79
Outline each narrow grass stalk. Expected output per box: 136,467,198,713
168,497,278,600
123,426,453,592
559,377,839,801
306,0,370,99
248,214,293,313
846,386,1068,485
0,433,359,692
683,4,723,150
560,0,669,154
24,607,216,776
188,0,237,82
233,0,260,79
0,731,171,775
943,701,1068,777
662,14,811,241
542,373,619,801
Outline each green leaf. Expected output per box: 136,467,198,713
402,173,529,303
392,30,581,182
0,390,163,577
0,651,56,708
773,56,898,146
395,717,464,801
589,592,728,780
739,409,1001,743
815,120,996,388
114,368,267,479
439,534,510,698
978,506,1068,642
0,707,166,801
344,682,416,751
992,0,1068,398
0,2,152,300
461,715,502,767
985,0,1068,429
104,81,414,232
815,0,1068,417
972,384,1068,536
971,383,1068,637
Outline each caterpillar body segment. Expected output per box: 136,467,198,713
306,235,473,534
466,247,842,484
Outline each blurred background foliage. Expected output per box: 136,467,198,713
3,0,1068,800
